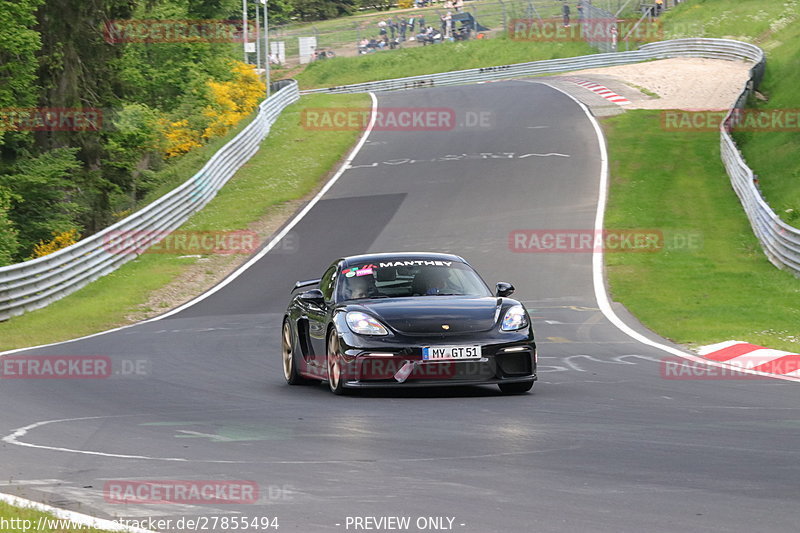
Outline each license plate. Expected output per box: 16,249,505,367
422,345,482,360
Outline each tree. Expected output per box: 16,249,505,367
265,0,295,25
0,148,83,259
293,0,358,21
0,0,44,155
0,186,20,266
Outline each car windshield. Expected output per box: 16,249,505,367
336,260,492,301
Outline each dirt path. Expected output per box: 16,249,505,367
560,57,754,110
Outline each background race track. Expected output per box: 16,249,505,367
2,81,799,533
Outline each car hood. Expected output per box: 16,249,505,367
358,296,504,335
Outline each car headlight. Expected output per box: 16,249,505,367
501,305,528,331
346,311,389,335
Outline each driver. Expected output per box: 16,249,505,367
414,268,453,295
346,273,377,300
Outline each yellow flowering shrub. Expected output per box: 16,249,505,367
30,229,80,259
161,118,203,158
202,61,266,140
158,61,265,159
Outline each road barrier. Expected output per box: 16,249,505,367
721,84,800,275
0,81,300,321
300,38,763,94
302,38,800,277
2,38,795,321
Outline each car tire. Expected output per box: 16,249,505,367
326,329,347,395
282,318,308,385
498,381,534,394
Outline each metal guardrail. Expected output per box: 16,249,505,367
721,91,800,276
2,38,794,322
302,38,800,276
0,81,300,321
300,38,762,94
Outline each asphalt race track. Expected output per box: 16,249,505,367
2,81,800,533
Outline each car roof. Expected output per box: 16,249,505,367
340,252,466,267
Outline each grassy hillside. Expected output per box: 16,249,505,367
603,0,800,353
295,36,594,89
604,111,800,352
662,0,800,224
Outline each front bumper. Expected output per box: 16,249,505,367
335,331,537,389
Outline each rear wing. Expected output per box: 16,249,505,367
292,279,320,293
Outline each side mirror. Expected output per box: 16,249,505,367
496,282,515,297
299,288,325,305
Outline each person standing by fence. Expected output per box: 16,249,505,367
441,11,452,39
562,1,571,27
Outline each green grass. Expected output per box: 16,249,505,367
295,35,594,88
604,110,800,352
0,502,114,533
662,0,800,224
660,0,798,41
600,0,800,352
731,16,800,224
0,93,369,351
139,111,258,208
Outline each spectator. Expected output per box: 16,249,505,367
562,1,571,27
654,0,663,16
442,11,453,39
576,1,583,19
454,0,464,12
399,16,407,41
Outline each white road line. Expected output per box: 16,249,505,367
0,92,380,357
532,80,800,383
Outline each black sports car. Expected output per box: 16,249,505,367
281,252,537,395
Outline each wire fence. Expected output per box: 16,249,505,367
268,0,595,64
265,0,683,66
